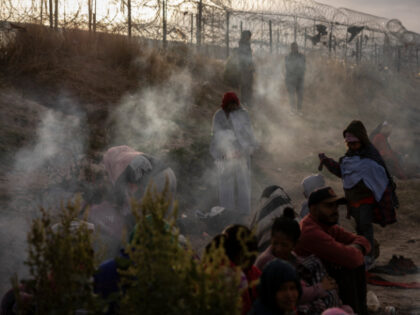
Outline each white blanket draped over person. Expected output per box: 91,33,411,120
210,92,258,217
87,145,177,259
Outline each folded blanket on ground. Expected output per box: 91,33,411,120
366,273,420,289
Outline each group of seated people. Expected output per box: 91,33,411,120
1,143,379,315
199,184,370,315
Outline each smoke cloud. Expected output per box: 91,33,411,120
0,96,86,296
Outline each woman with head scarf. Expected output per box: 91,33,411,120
318,120,398,269
210,92,258,221
249,259,302,315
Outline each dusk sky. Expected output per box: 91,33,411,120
319,0,420,33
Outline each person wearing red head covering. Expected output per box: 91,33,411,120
210,92,258,221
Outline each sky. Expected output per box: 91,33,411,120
318,0,420,33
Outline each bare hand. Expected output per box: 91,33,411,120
321,276,337,291
349,244,365,254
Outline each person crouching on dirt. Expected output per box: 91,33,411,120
205,225,261,315
210,92,258,222
87,145,177,259
255,210,352,315
249,259,302,315
318,120,398,269
294,187,371,315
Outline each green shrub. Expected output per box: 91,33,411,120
119,187,242,315
14,188,243,314
19,200,99,314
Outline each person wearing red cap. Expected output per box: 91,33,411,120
210,92,258,220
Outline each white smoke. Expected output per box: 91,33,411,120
0,97,87,296
112,70,193,152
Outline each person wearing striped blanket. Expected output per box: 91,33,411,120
254,212,352,315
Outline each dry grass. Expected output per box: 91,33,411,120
0,24,179,104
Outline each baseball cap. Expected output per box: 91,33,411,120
308,186,347,207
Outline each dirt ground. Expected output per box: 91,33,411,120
1,41,420,313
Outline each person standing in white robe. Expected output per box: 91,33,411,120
210,92,258,218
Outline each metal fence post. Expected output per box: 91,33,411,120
190,13,194,44
54,0,58,29
226,11,230,58
374,43,378,65
93,0,96,32
328,22,333,57
269,20,273,54
344,27,348,63
196,0,202,47
162,0,167,46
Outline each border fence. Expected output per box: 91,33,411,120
1,0,420,72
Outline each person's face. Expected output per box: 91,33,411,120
224,102,240,112
312,201,339,226
275,281,299,312
271,232,295,260
346,141,361,151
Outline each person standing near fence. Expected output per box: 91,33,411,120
238,31,255,107
210,92,258,221
285,42,306,114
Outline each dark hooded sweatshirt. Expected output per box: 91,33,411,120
321,121,398,226
249,259,302,315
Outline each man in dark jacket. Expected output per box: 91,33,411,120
285,42,306,113
238,30,255,107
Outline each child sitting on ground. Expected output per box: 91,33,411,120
249,259,301,315
205,225,261,315
255,211,351,315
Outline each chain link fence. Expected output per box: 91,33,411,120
1,0,420,71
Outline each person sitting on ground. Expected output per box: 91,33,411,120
321,307,352,315
87,145,177,259
255,210,351,315
370,121,411,179
318,120,398,269
300,174,326,218
249,259,302,315
249,185,295,252
294,186,371,315
223,225,262,315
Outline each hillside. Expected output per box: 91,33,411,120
0,25,420,313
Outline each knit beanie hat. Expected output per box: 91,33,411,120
221,92,240,110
